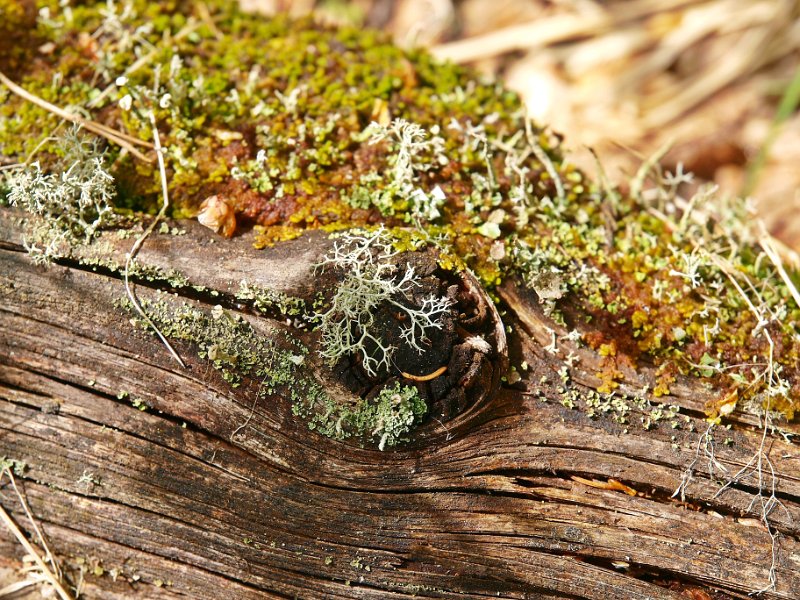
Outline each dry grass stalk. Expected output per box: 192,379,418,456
123,112,187,369
432,0,700,63
0,468,73,600
0,70,153,163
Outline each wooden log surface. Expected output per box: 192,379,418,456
1,208,799,599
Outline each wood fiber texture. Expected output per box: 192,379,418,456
1,210,799,599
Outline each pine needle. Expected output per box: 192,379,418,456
123,112,186,369
0,69,152,163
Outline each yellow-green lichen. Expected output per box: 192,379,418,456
2,0,799,421
124,297,310,392
235,279,306,317
123,294,427,446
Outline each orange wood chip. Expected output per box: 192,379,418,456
571,476,638,496
401,365,448,382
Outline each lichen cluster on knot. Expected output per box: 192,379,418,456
312,228,507,430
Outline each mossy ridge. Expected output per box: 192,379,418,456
0,0,798,420
123,294,425,448
125,296,307,391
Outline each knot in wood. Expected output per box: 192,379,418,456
321,245,508,435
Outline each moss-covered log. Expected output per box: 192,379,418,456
2,1,800,598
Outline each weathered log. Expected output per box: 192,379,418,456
2,1,800,597
1,209,799,599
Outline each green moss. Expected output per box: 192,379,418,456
2,0,799,421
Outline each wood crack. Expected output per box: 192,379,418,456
2,212,798,598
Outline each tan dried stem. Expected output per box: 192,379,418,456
123,112,186,369
0,70,152,163
431,0,700,63
0,469,74,600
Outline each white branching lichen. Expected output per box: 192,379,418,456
315,228,453,377
348,119,448,221
6,128,115,263
366,118,445,186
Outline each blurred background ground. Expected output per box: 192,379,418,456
243,0,800,248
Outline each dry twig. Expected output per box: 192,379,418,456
0,70,152,163
0,468,73,600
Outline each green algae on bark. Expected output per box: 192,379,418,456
123,294,427,449
2,0,799,422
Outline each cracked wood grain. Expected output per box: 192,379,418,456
1,209,798,599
